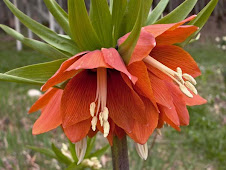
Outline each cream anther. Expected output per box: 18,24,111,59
103,121,110,137
185,81,198,95
90,102,96,117
183,73,197,85
179,84,193,98
91,116,97,131
135,143,148,160
102,107,109,121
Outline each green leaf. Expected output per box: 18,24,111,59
0,25,69,59
155,0,198,24
142,0,153,25
180,0,218,46
2,59,66,85
3,0,80,55
52,143,73,165
26,145,57,159
43,0,71,37
118,0,144,64
0,73,44,85
66,163,84,170
68,140,78,162
89,145,109,158
68,0,101,51
112,0,127,45
90,0,113,47
124,0,142,33
146,0,169,25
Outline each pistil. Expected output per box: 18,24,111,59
143,56,198,98
89,68,110,137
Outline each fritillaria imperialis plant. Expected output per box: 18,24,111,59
0,0,218,169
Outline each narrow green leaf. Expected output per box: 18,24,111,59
142,0,153,26
0,25,69,59
112,0,127,45
90,0,113,47
0,73,44,85
124,0,142,33
6,59,66,83
26,145,57,159
146,0,169,25
52,143,73,165
43,0,71,37
66,163,84,170
68,0,101,51
118,0,144,64
89,145,109,158
155,0,198,24
68,140,78,162
3,0,80,55
180,0,218,46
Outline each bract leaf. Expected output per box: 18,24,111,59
155,0,197,24
26,145,57,159
52,143,73,165
0,25,69,59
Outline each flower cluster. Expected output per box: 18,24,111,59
29,16,206,161
215,36,226,51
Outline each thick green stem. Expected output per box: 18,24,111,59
111,136,129,170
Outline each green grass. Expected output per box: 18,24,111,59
0,38,225,169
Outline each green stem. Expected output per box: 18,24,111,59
111,136,129,170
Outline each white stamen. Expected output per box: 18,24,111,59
90,102,96,117
179,84,193,98
103,121,110,137
185,81,198,95
75,137,87,165
183,73,197,85
102,107,109,121
99,112,104,127
135,143,148,160
91,116,97,131
144,56,199,98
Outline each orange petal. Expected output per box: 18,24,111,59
148,72,173,108
32,89,63,135
183,92,207,106
144,15,197,37
101,48,137,84
118,30,156,65
107,72,146,133
167,82,189,126
127,61,157,109
150,45,201,78
66,50,111,71
41,52,87,91
29,88,59,113
61,71,96,127
156,25,198,45
63,118,91,143
128,97,159,144
87,128,98,138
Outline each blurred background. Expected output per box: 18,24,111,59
0,0,226,169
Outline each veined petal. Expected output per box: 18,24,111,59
148,72,173,108
150,45,201,78
32,89,63,135
29,88,59,113
118,29,156,65
128,97,159,144
107,71,146,133
101,48,137,84
156,25,198,45
61,71,96,127
144,15,197,37
41,52,87,91
127,61,157,109
63,119,91,143
167,82,189,126
66,50,111,71
183,92,207,106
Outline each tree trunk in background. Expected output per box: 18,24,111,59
25,0,33,39
13,0,22,51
